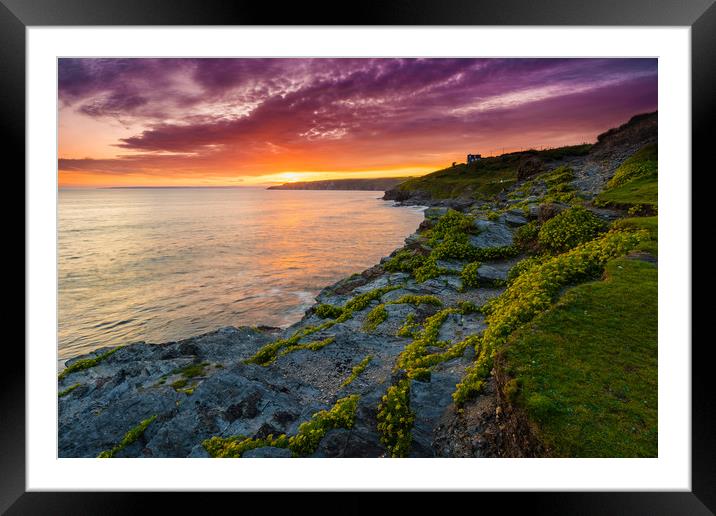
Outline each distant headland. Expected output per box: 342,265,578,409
267,177,412,191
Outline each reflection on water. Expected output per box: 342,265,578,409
58,188,424,365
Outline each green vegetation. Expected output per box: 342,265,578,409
535,144,592,160
341,355,374,388
597,144,657,209
173,362,209,379
279,336,335,355
394,146,592,201
500,258,657,457
395,161,517,200
58,383,81,398
377,379,414,457
314,303,344,319
98,415,157,458
456,300,480,314
514,220,540,252
377,304,480,456
453,228,647,406
246,285,399,365
506,254,549,284
537,207,606,253
364,295,443,332
460,261,481,288
203,434,290,458
384,210,518,283
612,216,658,255
397,313,419,338
607,144,657,188
364,304,388,331
597,174,658,209
58,346,123,381
202,394,360,457
168,362,210,393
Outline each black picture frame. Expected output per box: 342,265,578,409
6,0,711,513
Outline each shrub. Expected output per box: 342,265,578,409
514,220,540,252
456,300,479,314
376,379,414,457
460,261,481,288
397,313,419,338
413,256,447,283
427,209,475,245
383,248,428,274
537,207,606,253
506,255,548,284
363,304,388,332
314,304,344,319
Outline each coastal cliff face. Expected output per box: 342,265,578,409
58,112,658,458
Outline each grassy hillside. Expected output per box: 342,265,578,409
393,145,591,200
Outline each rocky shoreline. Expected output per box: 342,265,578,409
58,204,522,457
58,112,657,458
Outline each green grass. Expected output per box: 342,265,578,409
452,228,647,406
596,144,657,208
607,144,657,188
396,162,518,199
612,216,658,255
598,174,658,207
501,258,657,457
98,415,158,458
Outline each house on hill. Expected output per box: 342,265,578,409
467,153,482,165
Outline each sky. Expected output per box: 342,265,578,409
58,58,657,187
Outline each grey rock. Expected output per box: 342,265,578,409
502,211,528,227
242,446,292,458
470,220,514,248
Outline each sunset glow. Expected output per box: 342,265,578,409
58,58,658,188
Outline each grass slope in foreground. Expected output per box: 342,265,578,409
500,257,657,457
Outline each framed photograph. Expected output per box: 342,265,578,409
9,0,712,512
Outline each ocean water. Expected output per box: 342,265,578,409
58,188,424,367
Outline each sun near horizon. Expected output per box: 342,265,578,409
58,58,657,189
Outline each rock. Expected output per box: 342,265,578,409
517,157,544,181
526,203,540,219
537,202,568,222
424,207,449,219
469,220,514,248
502,211,528,227
476,258,521,283
242,446,292,458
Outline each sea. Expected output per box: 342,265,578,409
58,187,425,368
